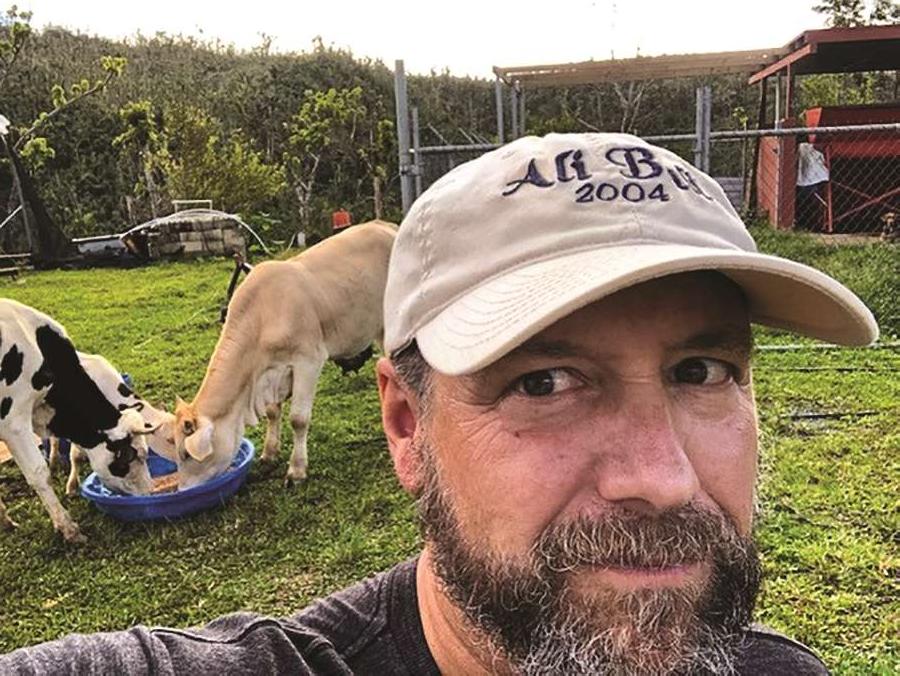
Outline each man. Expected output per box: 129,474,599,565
795,141,830,231
1,133,877,674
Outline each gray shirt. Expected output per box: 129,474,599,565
0,558,828,674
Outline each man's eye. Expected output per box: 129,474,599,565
672,358,735,385
513,369,580,397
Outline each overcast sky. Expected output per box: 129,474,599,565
21,1,827,78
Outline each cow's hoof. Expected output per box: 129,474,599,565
1,517,18,531
283,471,307,488
260,451,280,464
59,523,86,544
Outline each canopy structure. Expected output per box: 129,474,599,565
749,25,900,84
494,48,787,88
746,24,900,125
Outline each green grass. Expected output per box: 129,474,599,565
1,230,898,673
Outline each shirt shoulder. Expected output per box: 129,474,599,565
0,615,350,676
290,558,439,675
289,566,392,656
740,624,830,675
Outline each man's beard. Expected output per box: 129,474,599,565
415,436,762,675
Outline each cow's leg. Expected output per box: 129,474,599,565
284,354,325,486
47,437,59,471
261,402,282,463
65,445,84,496
5,427,84,543
0,493,17,530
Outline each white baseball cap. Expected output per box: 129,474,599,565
384,132,879,375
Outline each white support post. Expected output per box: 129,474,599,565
411,106,423,198
694,85,712,173
394,60,414,214
495,77,505,144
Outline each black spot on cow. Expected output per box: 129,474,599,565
1,344,24,385
35,324,120,448
0,396,11,419
117,383,133,398
117,401,145,413
31,361,53,390
106,435,138,477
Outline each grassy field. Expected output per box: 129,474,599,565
0,229,897,673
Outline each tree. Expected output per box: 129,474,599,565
113,102,285,224
161,105,285,217
869,0,900,21
0,4,31,90
113,100,167,221
15,55,127,161
284,86,393,234
813,0,900,26
1,6,126,250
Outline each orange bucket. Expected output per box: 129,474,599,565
332,209,352,230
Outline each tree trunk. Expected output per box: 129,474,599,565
373,174,383,220
143,158,159,219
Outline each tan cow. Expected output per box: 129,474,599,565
174,220,397,488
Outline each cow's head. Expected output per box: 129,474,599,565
115,401,177,461
147,409,177,461
83,409,156,495
174,397,229,489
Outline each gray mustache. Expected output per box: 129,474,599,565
535,504,742,572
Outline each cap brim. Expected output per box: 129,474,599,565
416,244,880,375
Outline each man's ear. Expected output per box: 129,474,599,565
377,357,423,495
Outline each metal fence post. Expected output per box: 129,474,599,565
495,77,505,144
774,73,782,129
394,60,414,214
510,82,519,140
411,106,423,198
519,84,526,137
694,85,711,173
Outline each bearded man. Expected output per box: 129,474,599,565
1,133,877,675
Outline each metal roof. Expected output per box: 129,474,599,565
748,24,900,84
493,24,900,88
494,49,786,87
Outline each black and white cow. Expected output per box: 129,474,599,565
0,299,159,542
55,352,176,496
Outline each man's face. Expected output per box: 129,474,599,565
413,272,761,674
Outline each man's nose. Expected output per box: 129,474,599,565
590,385,699,513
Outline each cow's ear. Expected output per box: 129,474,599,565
184,425,213,462
136,421,161,435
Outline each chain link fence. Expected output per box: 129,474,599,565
411,125,900,240
405,123,898,337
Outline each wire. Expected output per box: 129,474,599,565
119,208,275,257
757,341,900,352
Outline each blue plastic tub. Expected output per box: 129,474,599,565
80,439,254,521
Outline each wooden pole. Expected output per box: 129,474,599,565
745,78,768,217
